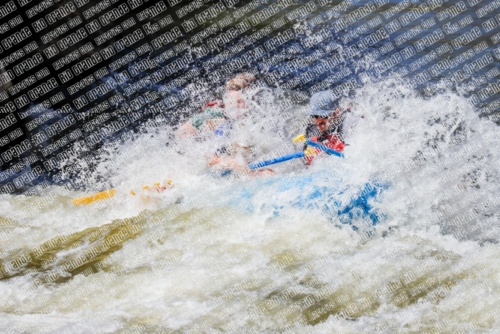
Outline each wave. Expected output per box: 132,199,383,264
1,78,499,332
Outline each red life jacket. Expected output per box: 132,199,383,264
305,133,345,165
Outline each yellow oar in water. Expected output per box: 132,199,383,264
72,189,116,206
72,180,173,206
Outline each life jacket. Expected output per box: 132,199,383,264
305,133,345,165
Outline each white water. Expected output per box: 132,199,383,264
1,79,499,333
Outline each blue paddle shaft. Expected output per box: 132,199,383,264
248,151,305,170
305,140,345,158
247,139,344,170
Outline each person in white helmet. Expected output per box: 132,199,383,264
300,90,349,165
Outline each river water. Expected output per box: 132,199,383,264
1,0,500,333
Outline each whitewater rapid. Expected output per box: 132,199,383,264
1,80,499,333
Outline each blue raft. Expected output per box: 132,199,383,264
223,171,388,230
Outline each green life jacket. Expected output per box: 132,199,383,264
191,107,225,129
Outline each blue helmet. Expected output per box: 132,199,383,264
308,91,338,117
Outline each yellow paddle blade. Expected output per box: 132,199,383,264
293,134,306,143
72,180,173,206
304,147,318,156
72,189,116,206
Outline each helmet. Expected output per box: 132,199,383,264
308,91,338,117
226,78,247,91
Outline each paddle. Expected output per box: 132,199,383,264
71,180,173,206
247,139,344,170
248,151,305,170
305,139,345,158
72,189,116,206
